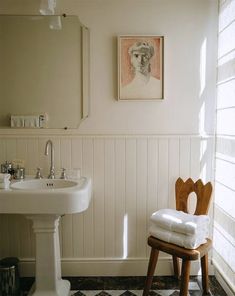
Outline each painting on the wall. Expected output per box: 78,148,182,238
118,35,164,100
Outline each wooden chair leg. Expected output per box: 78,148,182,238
180,259,191,296
173,255,180,279
201,253,209,293
142,248,159,296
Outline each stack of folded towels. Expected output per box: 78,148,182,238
149,209,210,249
0,173,11,189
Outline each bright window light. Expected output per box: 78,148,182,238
200,38,207,97
123,214,128,259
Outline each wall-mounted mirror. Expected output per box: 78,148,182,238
0,15,89,129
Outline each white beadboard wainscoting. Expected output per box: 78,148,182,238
0,134,214,276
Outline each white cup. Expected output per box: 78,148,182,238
67,168,81,180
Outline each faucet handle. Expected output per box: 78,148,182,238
60,168,67,179
35,167,43,179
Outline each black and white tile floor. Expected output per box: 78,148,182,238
66,276,226,296
70,287,198,296
22,276,227,296
70,292,189,295
70,281,201,295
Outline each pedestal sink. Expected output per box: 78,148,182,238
0,177,92,296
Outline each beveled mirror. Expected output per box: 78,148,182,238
0,15,89,129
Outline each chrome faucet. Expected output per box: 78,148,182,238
44,140,55,179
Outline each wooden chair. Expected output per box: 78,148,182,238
143,178,213,296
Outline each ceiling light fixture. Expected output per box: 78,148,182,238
40,0,56,15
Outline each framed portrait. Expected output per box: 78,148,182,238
118,35,164,100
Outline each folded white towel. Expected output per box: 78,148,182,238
150,209,210,236
150,220,209,237
0,173,11,189
149,225,208,249
0,173,11,181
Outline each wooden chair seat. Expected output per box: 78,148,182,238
143,178,213,296
148,236,212,261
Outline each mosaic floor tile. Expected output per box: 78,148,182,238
127,290,143,296
120,291,139,296
71,290,197,296
105,292,128,296
94,292,114,296
188,282,200,290
21,276,226,296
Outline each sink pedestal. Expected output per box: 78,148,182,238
26,215,70,296
0,177,92,295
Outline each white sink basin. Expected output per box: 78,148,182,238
0,177,92,214
0,175,92,296
11,178,78,190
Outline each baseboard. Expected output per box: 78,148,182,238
19,257,214,277
213,262,235,296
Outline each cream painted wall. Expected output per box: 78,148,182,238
0,0,218,135
0,0,218,277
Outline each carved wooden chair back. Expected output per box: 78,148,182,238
175,177,212,215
